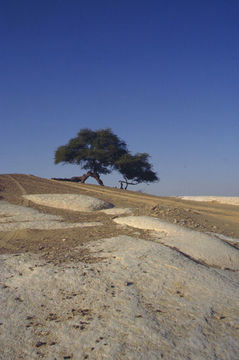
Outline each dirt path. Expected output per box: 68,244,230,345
6,174,30,206
6,174,27,195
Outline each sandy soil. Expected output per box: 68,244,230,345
178,196,239,206
0,174,239,359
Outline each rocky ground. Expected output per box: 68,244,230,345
0,174,238,359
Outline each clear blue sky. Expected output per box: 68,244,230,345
1,0,238,196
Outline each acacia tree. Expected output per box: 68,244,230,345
115,153,159,189
54,128,128,185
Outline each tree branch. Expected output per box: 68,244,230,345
119,180,139,190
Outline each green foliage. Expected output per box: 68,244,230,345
55,128,159,188
54,128,128,175
115,153,159,185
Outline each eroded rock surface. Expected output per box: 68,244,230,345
24,194,114,212
0,236,238,360
0,200,102,230
114,216,239,270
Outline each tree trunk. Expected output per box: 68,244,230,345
78,172,92,183
52,172,104,186
78,171,104,186
90,172,104,186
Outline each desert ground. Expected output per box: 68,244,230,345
0,174,238,360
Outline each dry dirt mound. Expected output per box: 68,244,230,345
114,216,239,270
24,193,114,212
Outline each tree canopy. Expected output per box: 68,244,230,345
54,128,159,188
115,153,159,189
54,128,128,185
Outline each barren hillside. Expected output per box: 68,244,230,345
0,174,238,360
0,173,239,258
